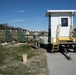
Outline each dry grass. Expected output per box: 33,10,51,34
0,45,48,75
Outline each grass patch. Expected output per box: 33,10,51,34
0,45,34,64
0,45,47,75
12,36,18,41
0,36,5,42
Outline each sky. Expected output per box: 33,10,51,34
0,0,76,31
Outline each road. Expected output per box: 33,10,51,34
43,36,76,75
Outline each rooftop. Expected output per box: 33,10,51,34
46,10,76,16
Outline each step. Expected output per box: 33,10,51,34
53,43,58,45
52,43,59,51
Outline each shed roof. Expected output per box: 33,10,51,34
46,10,76,16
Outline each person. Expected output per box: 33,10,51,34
33,32,40,49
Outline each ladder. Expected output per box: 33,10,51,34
52,25,60,52
52,38,59,52
52,43,59,52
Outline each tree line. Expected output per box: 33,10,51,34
0,23,27,31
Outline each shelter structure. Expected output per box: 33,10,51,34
46,10,76,52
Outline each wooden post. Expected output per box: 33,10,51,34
22,54,27,64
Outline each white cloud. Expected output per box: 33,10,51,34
10,19,25,22
17,10,25,13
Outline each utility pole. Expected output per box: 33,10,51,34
26,30,29,46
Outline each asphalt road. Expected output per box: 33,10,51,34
43,36,76,75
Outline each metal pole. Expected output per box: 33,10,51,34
27,35,28,46
48,14,51,44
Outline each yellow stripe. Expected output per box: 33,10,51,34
52,38,54,43
58,37,73,41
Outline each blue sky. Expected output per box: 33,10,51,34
0,0,76,31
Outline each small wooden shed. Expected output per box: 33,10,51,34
46,10,76,52
46,10,76,43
